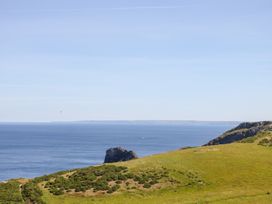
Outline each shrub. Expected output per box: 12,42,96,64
44,165,167,195
258,138,272,146
143,183,152,188
22,182,45,204
0,181,23,203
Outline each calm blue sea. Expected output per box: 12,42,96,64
0,121,237,181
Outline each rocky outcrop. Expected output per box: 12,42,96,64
104,147,138,163
205,121,272,146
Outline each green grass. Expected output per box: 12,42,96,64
41,142,272,204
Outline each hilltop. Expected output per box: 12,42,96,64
205,121,272,145
1,123,272,204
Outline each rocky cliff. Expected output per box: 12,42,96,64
205,121,272,145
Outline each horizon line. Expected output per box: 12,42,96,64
0,120,244,124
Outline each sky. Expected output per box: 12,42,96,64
0,0,272,122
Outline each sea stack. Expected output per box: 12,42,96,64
104,147,138,163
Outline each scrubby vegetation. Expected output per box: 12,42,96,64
21,182,45,204
239,131,272,145
43,165,171,195
239,136,258,143
32,170,72,184
258,138,272,147
0,181,23,204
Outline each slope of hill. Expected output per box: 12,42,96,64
1,127,272,204
205,121,272,145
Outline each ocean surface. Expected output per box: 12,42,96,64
0,121,238,181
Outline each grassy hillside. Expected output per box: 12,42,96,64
2,131,272,204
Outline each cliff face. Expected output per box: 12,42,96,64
205,121,272,146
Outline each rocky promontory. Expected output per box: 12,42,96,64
205,121,272,146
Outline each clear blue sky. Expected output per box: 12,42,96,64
0,0,271,122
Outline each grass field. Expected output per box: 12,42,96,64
40,139,272,204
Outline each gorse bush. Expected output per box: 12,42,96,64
240,137,257,143
43,165,169,195
22,182,45,204
258,138,272,147
0,181,23,204
32,170,72,184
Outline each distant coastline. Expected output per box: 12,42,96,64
0,120,240,125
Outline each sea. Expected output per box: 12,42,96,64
0,121,238,181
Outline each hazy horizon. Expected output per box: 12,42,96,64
1,0,271,122
0,117,267,123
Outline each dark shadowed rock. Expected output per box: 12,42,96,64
104,147,138,163
205,121,272,146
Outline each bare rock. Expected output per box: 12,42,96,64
104,147,138,163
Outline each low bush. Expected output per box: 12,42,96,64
43,165,169,195
258,138,272,146
0,181,23,204
22,182,45,204
143,183,152,188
